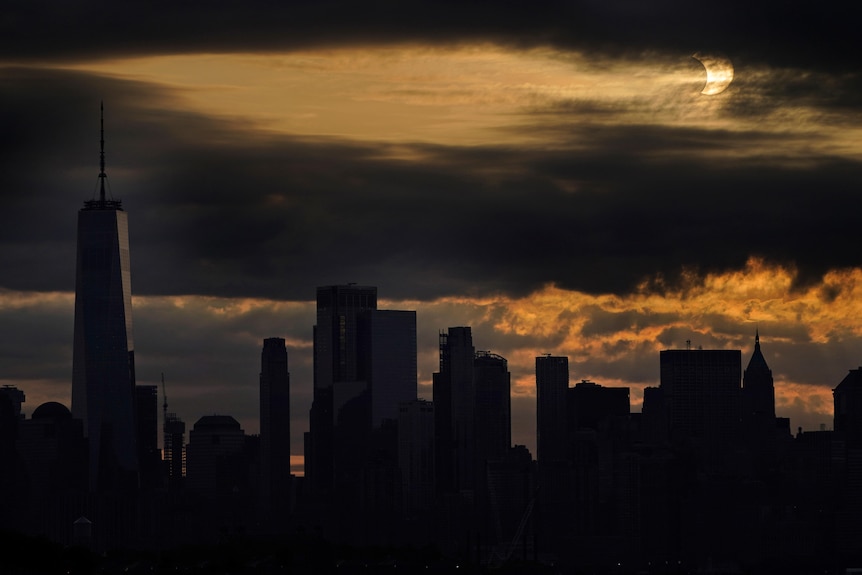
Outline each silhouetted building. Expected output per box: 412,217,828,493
186,415,246,500
660,347,741,464
307,284,377,492
433,327,476,495
360,310,417,427
742,331,775,422
305,285,418,542
0,385,25,421
536,356,568,464
16,402,87,542
834,366,862,448
0,386,27,531
535,356,572,549
474,351,511,467
136,385,161,489
567,379,629,432
260,337,291,525
71,106,137,491
163,412,185,485
398,399,435,517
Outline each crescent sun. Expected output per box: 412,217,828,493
692,52,734,95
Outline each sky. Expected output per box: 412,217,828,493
2,0,862,473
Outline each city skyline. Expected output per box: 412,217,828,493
2,1,862,472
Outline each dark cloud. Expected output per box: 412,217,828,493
1,0,859,74
3,67,862,303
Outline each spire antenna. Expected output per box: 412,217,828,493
99,101,106,203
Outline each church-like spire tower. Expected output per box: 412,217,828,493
743,328,775,421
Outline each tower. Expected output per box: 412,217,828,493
432,326,475,494
71,103,138,490
535,355,568,464
742,330,776,421
473,351,511,466
307,285,377,492
135,385,161,489
834,366,862,448
260,337,291,519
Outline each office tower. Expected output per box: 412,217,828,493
473,351,511,465
535,356,568,464
834,366,862,448
163,412,185,484
433,327,475,494
535,356,570,545
398,399,435,516
307,284,377,491
741,330,778,471
360,310,418,427
135,385,161,489
742,330,775,422
260,337,291,518
567,379,630,431
186,415,246,499
659,347,741,451
71,106,137,490
0,385,25,421
16,402,87,540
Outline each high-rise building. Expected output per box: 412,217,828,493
742,330,775,422
360,310,417,427
185,415,246,499
567,379,630,431
742,330,778,460
0,385,25,421
307,284,377,491
432,327,475,494
135,385,161,489
660,347,741,468
163,412,185,484
535,355,568,464
473,351,511,466
398,399,435,516
71,105,137,490
834,366,862,448
535,356,571,544
260,337,291,518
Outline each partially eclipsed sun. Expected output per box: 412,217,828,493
692,52,734,95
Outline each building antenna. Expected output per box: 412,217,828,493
99,101,107,203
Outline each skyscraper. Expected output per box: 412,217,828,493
360,309,417,427
660,347,741,468
535,356,570,543
535,355,568,464
260,337,291,519
135,385,161,489
432,326,475,494
742,330,775,424
71,104,138,490
473,350,511,466
307,284,377,491
163,412,185,485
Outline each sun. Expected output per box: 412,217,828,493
692,52,734,95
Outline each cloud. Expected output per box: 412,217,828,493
3,62,862,306
2,0,859,78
